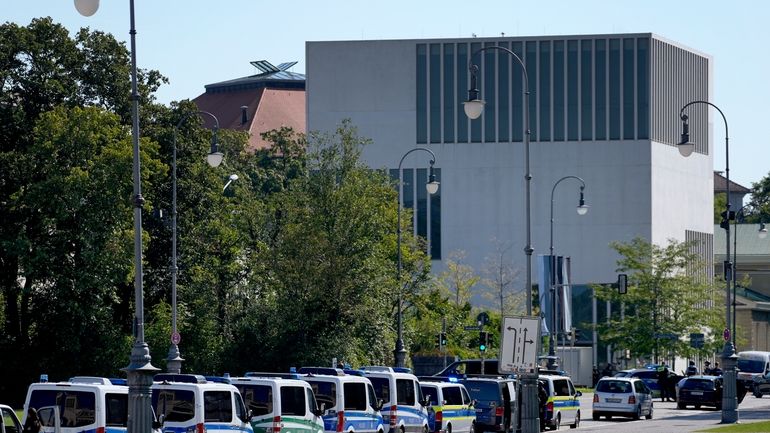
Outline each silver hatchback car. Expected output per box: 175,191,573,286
592,377,653,421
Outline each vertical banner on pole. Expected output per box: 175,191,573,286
537,255,553,336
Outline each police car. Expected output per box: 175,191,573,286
361,367,428,433
417,378,475,433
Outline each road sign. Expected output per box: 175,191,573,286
723,328,730,341
171,331,181,345
690,333,705,348
464,325,482,331
499,315,541,373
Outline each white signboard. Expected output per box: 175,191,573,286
499,315,541,373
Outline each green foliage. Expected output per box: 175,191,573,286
593,237,724,363
748,172,770,223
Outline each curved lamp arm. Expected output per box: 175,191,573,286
549,175,588,256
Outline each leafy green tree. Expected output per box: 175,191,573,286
747,172,770,223
594,237,723,367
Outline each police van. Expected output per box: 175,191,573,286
23,376,129,433
152,374,252,433
298,368,384,433
538,374,581,430
231,373,324,433
417,378,475,433
360,367,428,433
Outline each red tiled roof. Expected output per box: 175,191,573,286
714,171,750,194
193,88,305,152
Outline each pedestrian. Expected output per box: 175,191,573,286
592,366,600,387
703,361,712,375
601,363,611,378
712,362,722,376
657,365,671,402
685,360,698,377
22,408,42,433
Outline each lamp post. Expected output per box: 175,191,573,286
678,100,737,423
730,208,768,348
395,148,439,368
464,45,539,433
547,176,588,371
167,111,224,374
74,1,158,433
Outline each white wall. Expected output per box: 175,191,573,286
307,38,713,292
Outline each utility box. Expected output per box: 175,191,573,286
556,346,593,387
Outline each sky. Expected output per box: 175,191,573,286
6,0,770,190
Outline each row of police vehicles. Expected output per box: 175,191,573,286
17,363,578,433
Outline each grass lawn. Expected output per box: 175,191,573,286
697,421,770,432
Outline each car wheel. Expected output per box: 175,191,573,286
754,391,763,398
592,412,599,421
552,414,560,430
633,405,641,420
645,404,653,420
447,424,452,433
569,411,579,429
469,423,474,433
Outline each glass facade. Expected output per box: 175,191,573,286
390,167,442,260
415,35,706,145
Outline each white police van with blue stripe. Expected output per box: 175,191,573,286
299,368,384,433
360,367,428,433
152,374,252,433
417,378,474,433
23,376,129,433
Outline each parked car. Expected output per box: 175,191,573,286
435,360,500,378
592,377,653,421
538,375,580,431
676,376,723,410
613,369,662,398
737,351,770,393
462,377,517,433
1,404,22,433
361,367,429,433
418,378,475,433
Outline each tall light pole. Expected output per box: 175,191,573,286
547,176,588,371
395,148,439,368
167,111,224,374
463,45,539,433
678,100,737,423
74,1,158,432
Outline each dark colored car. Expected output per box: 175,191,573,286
462,378,517,433
436,360,500,377
676,376,747,409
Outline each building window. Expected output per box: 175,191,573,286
497,42,510,142
580,39,593,140
390,167,442,260
456,43,468,143
595,39,607,140
636,38,649,140
416,44,427,144
430,44,441,143
567,40,578,140
526,41,538,142
539,40,552,141
553,40,565,141
608,39,621,140
622,38,635,140
443,44,455,143
512,41,524,142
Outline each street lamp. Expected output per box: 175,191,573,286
223,174,239,192
464,45,539,433
75,1,158,433
547,176,588,371
395,148,439,368
678,101,738,423
167,111,223,374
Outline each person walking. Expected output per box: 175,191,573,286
657,365,671,402
22,408,42,433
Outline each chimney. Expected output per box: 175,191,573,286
240,105,248,125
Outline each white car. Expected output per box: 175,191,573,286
1,404,22,433
592,377,653,421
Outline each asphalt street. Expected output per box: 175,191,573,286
572,392,770,432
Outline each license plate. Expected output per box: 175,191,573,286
691,391,703,396
606,398,622,403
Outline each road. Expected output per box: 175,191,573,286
569,392,770,432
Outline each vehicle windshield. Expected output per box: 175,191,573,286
681,379,715,391
463,382,499,402
737,359,765,373
596,380,632,393
28,389,100,427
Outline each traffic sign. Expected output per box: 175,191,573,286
171,331,181,345
723,328,730,341
690,333,705,348
476,312,490,326
499,316,541,373
464,325,482,331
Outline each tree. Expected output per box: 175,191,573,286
480,240,523,317
435,251,479,307
747,172,770,223
594,237,723,367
